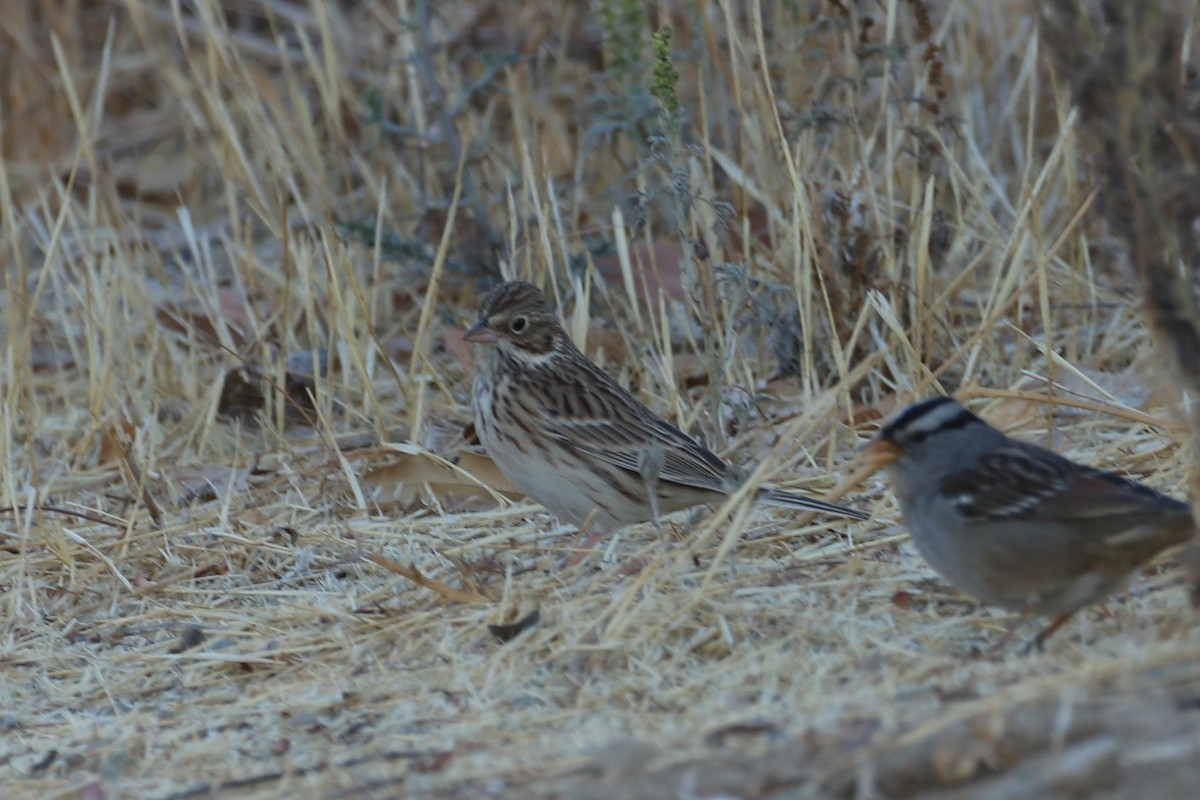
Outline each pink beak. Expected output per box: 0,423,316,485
463,318,498,344
862,437,902,471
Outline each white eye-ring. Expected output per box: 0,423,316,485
509,315,528,334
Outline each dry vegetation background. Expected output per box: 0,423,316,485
3,0,1200,797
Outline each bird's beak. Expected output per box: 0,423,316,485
463,318,498,344
862,437,902,473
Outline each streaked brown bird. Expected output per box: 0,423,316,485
464,281,867,542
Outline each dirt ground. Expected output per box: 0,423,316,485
3,1,1200,798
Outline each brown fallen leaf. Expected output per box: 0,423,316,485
216,349,331,423
455,451,520,494
156,288,254,348
719,204,774,257
444,326,477,380
359,449,521,511
582,323,627,365
217,367,266,420
97,413,137,467
418,207,496,276
386,334,415,361
595,240,687,306
487,608,540,643
848,394,900,426
392,278,430,314
282,348,331,421
672,352,711,390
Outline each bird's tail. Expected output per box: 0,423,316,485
756,487,868,521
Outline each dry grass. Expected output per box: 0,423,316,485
2,1,1199,797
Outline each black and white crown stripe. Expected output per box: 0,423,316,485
881,396,980,445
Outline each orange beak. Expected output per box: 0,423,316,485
463,318,498,344
862,437,902,473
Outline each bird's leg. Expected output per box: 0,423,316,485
989,609,1035,655
993,611,1073,655
558,508,602,570
638,444,668,552
1031,613,1073,650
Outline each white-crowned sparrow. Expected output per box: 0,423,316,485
865,396,1195,646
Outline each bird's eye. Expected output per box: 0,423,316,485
509,316,528,334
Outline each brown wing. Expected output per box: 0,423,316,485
537,356,731,493
941,441,1189,523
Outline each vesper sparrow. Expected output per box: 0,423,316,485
464,281,867,539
